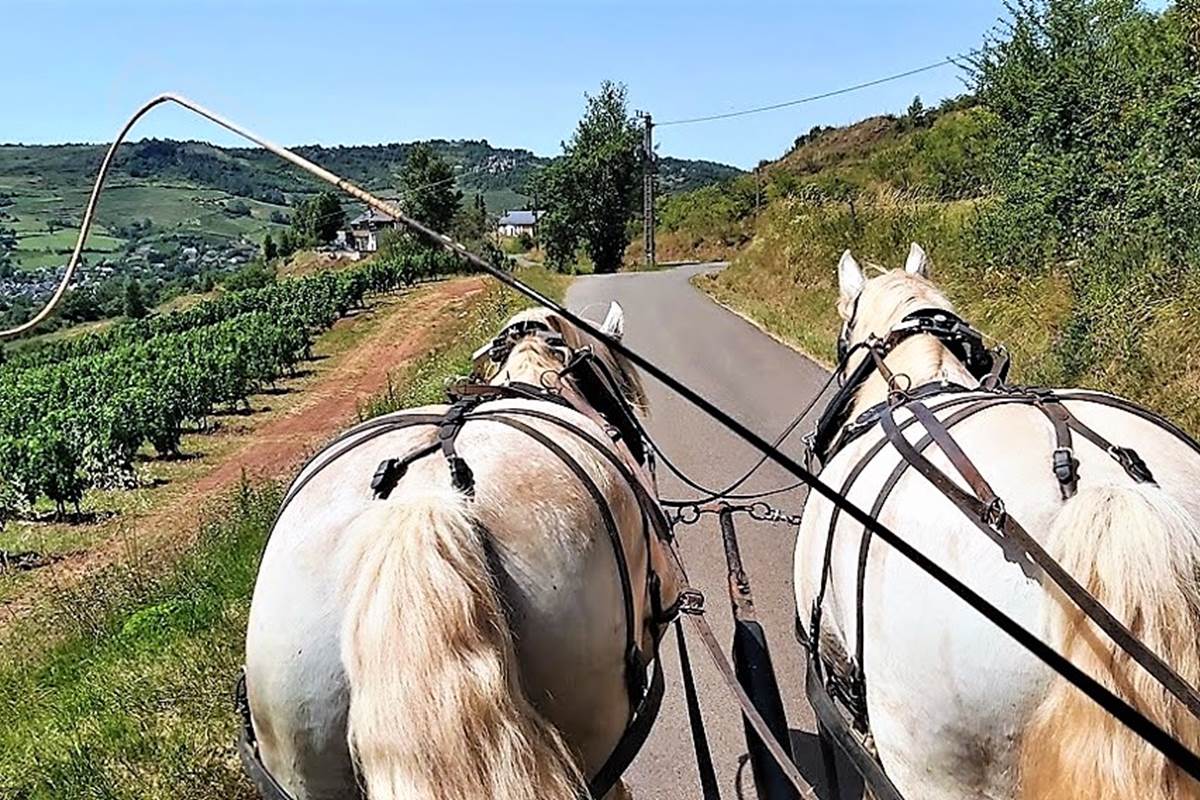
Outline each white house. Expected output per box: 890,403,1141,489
347,208,404,253
497,209,542,238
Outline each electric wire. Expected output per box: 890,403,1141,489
6,94,1200,783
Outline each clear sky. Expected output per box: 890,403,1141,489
1,1,1010,169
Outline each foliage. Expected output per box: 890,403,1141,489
0,250,460,522
277,228,299,259
969,0,1200,379
123,279,148,320
398,142,462,233
292,191,345,245
223,199,251,217
534,81,643,273
262,233,278,262
695,0,1200,438
222,260,276,292
453,192,489,244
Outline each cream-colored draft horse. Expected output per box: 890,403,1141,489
794,244,1200,800
244,302,678,800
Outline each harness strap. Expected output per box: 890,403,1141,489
685,613,819,799
827,395,1020,731
479,414,645,710
884,399,1200,721
370,442,439,500
439,396,481,495
675,621,721,800
810,393,1015,686
585,650,666,800
1034,398,1079,498
804,660,904,800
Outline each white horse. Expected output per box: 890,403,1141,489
244,302,679,800
794,244,1200,800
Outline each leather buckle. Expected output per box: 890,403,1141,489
1110,446,1155,484
1052,446,1077,486
675,589,705,616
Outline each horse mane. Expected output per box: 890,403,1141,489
846,270,970,416
849,270,956,342
494,306,648,413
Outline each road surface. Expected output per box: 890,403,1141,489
567,264,859,800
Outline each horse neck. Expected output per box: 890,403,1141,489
848,334,975,418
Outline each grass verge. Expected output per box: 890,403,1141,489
0,266,570,799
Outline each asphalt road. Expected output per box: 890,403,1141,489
567,264,859,800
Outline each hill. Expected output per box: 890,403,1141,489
0,138,739,331
0,138,740,276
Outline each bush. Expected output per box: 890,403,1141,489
222,261,276,292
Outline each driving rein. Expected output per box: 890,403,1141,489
236,319,684,800
801,308,1200,800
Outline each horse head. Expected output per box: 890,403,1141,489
835,242,956,359
475,303,648,414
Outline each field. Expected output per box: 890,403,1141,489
0,265,569,799
2,180,290,272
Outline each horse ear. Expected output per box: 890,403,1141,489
905,242,930,277
838,250,865,302
600,301,625,340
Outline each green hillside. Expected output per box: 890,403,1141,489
0,138,740,273
663,0,1200,434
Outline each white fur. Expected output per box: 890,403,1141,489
244,305,672,799
794,250,1200,799
601,301,626,340
837,249,865,303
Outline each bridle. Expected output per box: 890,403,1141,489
811,306,1008,466
480,318,572,369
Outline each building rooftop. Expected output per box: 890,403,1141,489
498,209,541,226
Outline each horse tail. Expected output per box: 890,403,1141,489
1019,483,1200,800
339,489,586,800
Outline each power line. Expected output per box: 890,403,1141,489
656,57,957,127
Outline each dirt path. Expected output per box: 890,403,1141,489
0,276,487,633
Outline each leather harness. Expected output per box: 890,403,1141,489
237,320,683,800
801,309,1200,800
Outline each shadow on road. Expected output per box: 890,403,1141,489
789,729,864,800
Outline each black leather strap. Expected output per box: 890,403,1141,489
675,622,721,800
883,399,1200,720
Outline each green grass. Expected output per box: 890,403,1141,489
0,480,276,800
17,231,125,252
359,266,571,418
0,266,572,799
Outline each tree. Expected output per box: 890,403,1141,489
292,191,345,245
277,228,298,258
225,199,251,217
123,279,148,319
398,143,462,233
453,192,489,243
903,95,926,130
0,227,13,279
534,81,642,273
262,233,278,262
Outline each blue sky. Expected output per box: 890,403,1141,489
1,1,1010,168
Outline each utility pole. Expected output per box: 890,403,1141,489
755,165,762,215
637,111,656,268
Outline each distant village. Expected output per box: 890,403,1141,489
0,205,543,303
